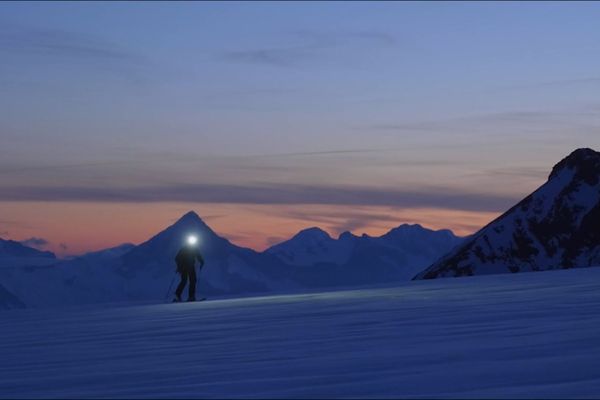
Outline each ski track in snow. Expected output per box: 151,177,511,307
2,268,600,398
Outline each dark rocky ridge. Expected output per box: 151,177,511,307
415,148,600,279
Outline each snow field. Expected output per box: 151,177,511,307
1,267,600,398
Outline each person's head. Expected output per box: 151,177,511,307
186,235,198,247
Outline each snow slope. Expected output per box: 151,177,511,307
76,243,135,262
416,148,600,279
0,283,24,310
2,267,600,398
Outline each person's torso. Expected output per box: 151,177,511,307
177,248,199,267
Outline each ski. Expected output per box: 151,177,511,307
170,297,207,304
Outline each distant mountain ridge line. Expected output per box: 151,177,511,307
0,238,56,259
0,220,460,261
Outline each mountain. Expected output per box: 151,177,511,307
116,211,297,300
415,148,600,279
0,212,297,307
0,238,56,268
266,227,357,266
0,239,55,259
379,224,462,258
78,243,135,261
268,224,463,285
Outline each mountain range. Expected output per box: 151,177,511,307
1,147,599,309
0,213,461,308
267,224,462,287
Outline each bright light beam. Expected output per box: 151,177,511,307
187,235,198,246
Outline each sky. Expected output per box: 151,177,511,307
1,2,600,256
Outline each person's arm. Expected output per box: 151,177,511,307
196,251,205,267
174,249,183,272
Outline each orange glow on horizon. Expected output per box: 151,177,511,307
0,202,500,257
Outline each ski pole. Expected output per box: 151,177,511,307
164,272,177,302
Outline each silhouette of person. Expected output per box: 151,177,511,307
174,238,204,302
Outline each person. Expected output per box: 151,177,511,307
173,238,205,302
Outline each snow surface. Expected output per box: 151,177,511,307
0,283,23,310
2,267,600,398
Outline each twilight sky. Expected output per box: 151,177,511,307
1,2,600,256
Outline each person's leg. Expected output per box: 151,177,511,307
175,270,188,300
188,267,197,301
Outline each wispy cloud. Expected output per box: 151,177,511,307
20,237,50,250
0,148,453,182
221,46,319,67
290,29,397,47
0,182,517,212
220,46,312,67
0,26,143,63
368,107,600,137
0,24,149,85
471,166,549,180
253,149,391,158
218,29,396,68
490,77,600,93
339,31,397,46
282,208,397,235
0,161,132,175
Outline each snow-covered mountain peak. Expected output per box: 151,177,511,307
398,223,425,229
174,210,210,228
178,210,201,220
134,211,222,246
549,147,600,184
384,223,426,236
161,211,221,243
338,231,357,241
117,210,232,279
293,227,332,241
267,227,347,266
381,223,455,242
415,148,600,279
